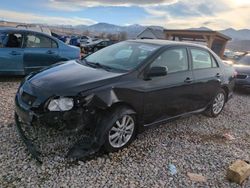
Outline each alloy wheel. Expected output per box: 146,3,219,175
212,93,225,115
108,115,135,148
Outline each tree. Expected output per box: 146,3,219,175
119,31,127,41
82,30,90,36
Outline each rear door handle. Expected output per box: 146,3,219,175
216,73,221,78
10,51,21,56
184,77,193,83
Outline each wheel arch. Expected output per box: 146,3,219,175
109,102,137,115
221,85,229,102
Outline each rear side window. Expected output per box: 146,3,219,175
0,33,23,48
151,48,189,73
25,34,58,48
191,48,217,69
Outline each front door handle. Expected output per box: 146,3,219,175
46,50,55,55
10,51,21,56
184,77,193,83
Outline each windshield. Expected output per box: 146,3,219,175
84,41,160,71
237,55,250,65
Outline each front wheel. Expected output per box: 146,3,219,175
205,89,226,117
103,107,136,152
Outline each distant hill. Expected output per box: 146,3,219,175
188,27,212,31
74,23,164,38
187,27,250,51
188,27,250,40
227,40,250,51
220,28,250,40
218,28,250,51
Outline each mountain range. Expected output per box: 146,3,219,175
53,23,250,41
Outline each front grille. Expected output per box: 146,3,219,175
236,74,248,79
21,91,36,106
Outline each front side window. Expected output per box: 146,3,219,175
25,34,57,48
85,41,160,71
150,48,189,73
191,48,215,69
0,33,23,48
212,56,219,68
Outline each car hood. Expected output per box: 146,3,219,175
27,60,124,96
233,64,250,75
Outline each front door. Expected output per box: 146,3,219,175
142,47,195,125
0,32,24,74
23,33,59,73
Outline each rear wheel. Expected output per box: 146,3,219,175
103,107,136,152
205,89,226,117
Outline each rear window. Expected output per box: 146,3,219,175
0,33,23,48
24,34,57,48
191,48,217,69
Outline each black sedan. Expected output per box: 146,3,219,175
82,40,113,54
233,54,250,89
15,40,235,162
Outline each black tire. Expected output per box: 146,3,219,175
103,107,137,153
205,89,226,117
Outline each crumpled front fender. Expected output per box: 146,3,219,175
83,88,120,109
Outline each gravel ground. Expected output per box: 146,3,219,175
0,78,250,188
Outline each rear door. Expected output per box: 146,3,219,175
0,32,24,74
189,47,222,110
142,47,196,124
23,33,59,73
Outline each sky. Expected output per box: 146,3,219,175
0,0,250,30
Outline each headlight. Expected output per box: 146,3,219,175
48,97,74,111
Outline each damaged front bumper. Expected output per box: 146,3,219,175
15,92,103,163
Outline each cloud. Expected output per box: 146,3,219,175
1,0,250,29
0,9,96,25
48,0,178,11
140,0,250,29
45,0,250,29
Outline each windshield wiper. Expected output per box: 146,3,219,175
83,60,113,71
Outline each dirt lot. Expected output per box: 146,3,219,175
0,78,250,187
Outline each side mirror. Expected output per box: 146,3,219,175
0,38,3,48
146,66,167,78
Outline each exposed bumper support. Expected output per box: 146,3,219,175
15,113,42,163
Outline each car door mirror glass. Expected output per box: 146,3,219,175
147,66,167,77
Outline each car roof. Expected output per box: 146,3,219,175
0,27,52,37
127,39,210,49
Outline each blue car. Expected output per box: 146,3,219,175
0,28,80,75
